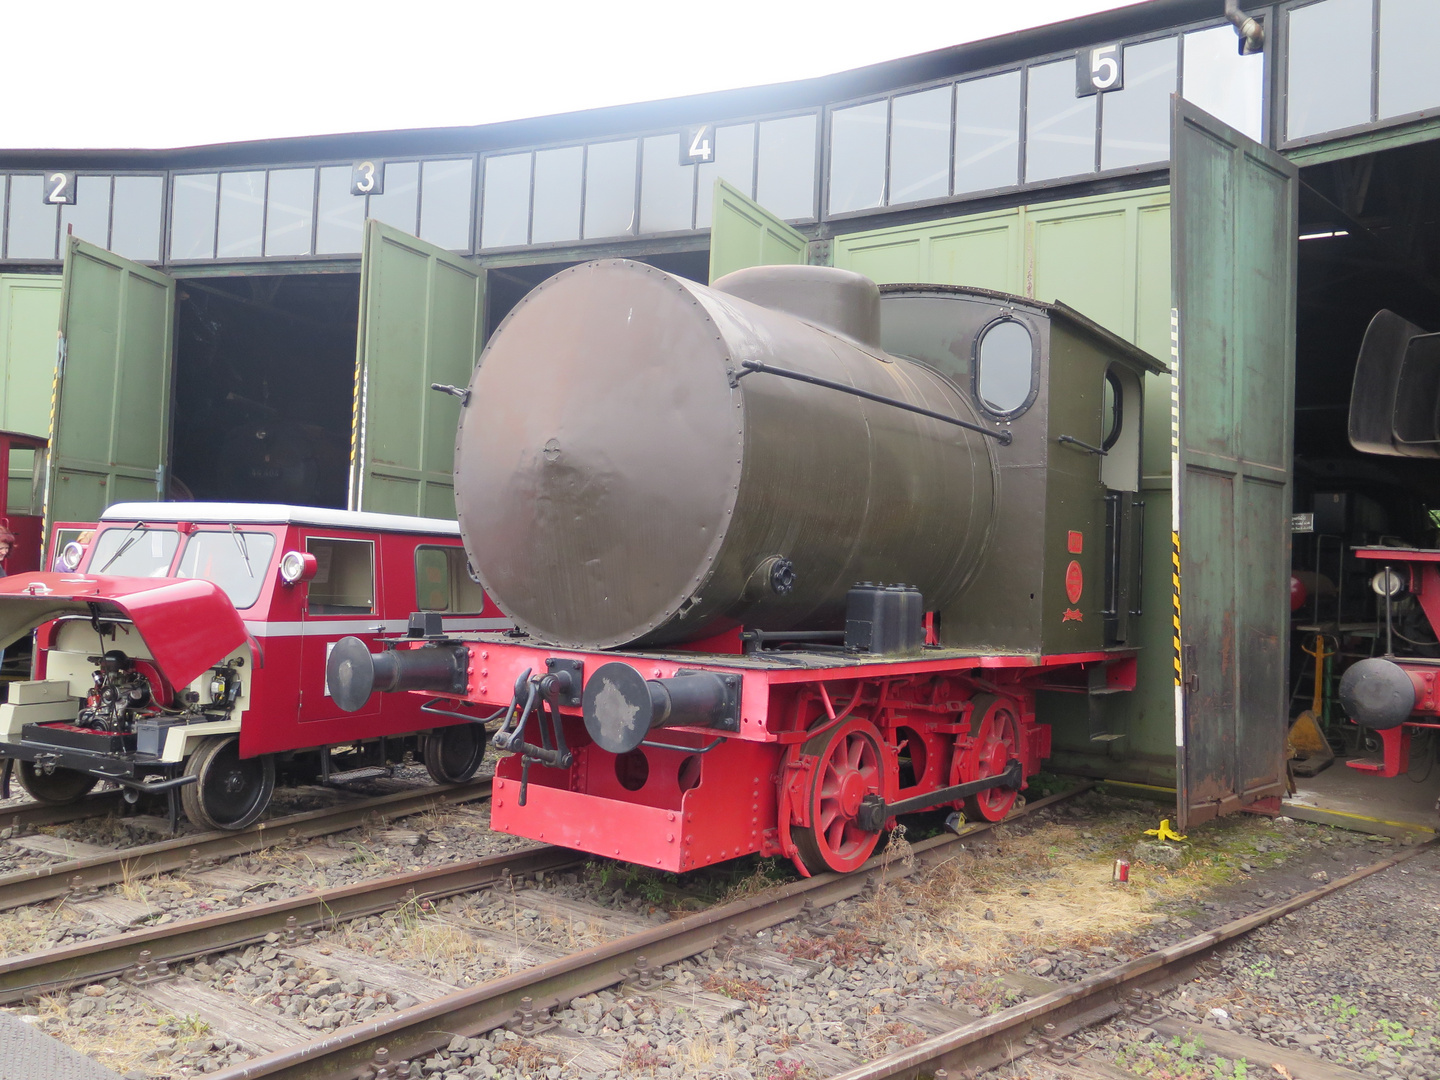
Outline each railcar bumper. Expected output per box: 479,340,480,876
0,736,180,789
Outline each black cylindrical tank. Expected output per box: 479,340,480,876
455,260,997,649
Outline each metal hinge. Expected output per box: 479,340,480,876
1183,644,1199,693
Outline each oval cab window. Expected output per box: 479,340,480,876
975,318,1035,416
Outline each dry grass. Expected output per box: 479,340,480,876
18,992,175,1076
702,971,771,1004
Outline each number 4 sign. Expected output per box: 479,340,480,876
1076,44,1124,96
680,125,715,166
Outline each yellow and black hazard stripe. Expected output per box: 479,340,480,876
1169,308,1182,688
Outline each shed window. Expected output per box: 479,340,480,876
531,146,583,244
756,115,817,221
367,161,419,233
171,174,218,260
1025,60,1096,183
110,176,163,262
419,159,474,251
305,537,374,615
1100,38,1177,171
265,168,315,258
889,87,950,205
1287,0,1374,139
415,545,486,613
1181,26,1264,142
60,177,111,249
480,153,533,249
217,171,265,258
1379,0,1440,120
583,140,638,239
315,166,364,255
7,177,58,261
695,123,755,228
640,134,694,234
829,101,888,215
954,71,1022,194
975,318,1035,416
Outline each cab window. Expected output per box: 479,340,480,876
175,530,277,610
89,525,180,576
974,317,1037,417
305,538,375,615
416,545,486,612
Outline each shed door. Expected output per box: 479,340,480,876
47,237,175,542
707,179,808,282
348,219,485,518
1171,97,1297,828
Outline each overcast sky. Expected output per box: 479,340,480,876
4,0,1135,150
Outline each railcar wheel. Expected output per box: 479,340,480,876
16,762,98,805
181,736,274,830
963,697,1022,822
792,717,886,875
423,724,486,785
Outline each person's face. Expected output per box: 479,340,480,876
0,541,14,561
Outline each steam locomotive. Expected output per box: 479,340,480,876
330,260,1163,875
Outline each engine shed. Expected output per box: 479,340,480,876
2,0,1439,835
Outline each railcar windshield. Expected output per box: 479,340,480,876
174,530,278,610
89,525,180,577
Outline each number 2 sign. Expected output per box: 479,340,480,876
43,172,77,205
1076,44,1124,96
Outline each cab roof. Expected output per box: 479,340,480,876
99,503,461,536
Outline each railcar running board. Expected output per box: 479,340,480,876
854,759,1023,831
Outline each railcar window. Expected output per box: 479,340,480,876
110,177,163,262
1181,26,1265,142
640,135,695,234
304,538,375,615
480,154,533,249
1287,0,1374,140
315,166,365,255
415,545,486,612
889,87,950,206
1100,38,1177,171
175,531,277,610
1379,0,1440,120
171,174,219,260
7,177,58,261
60,177,111,249
583,140,638,239
829,101,888,215
975,319,1035,416
1102,370,1122,451
217,171,265,259
366,161,419,233
531,146,584,244
90,526,180,577
1026,60,1097,183
954,72,1023,194
264,168,316,258
756,115,817,221
695,124,757,228
419,159,474,251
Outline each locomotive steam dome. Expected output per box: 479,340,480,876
455,260,997,649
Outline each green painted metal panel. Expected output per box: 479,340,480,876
349,220,484,517
1172,97,1298,829
833,207,1023,293
0,275,62,437
1285,114,1440,166
707,179,807,282
47,237,174,537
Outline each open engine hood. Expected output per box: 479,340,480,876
0,573,248,688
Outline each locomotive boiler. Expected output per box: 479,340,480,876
331,261,1163,876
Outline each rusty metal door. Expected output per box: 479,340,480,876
707,179,807,282
1171,97,1297,828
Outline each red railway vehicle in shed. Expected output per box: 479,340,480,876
0,503,509,829
329,261,1162,876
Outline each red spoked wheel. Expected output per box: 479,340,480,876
960,696,1022,822
792,717,887,875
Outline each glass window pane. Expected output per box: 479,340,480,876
480,153,532,249
696,123,755,228
1182,25,1265,142
977,320,1034,414
1379,0,1440,119
889,87,950,206
531,146,583,244
170,173,218,260
264,168,314,257
367,161,419,233
640,134,694,234
1100,38,1178,170
1287,0,1374,139
1026,59,1097,183
90,525,180,577
6,176,59,261
756,114,817,221
583,139,637,239
828,100,887,215
954,71,1022,194
416,546,451,611
216,171,264,258
110,176,162,262
58,175,110,249
419,158,473,251
315,165,364,255
175,530,276,610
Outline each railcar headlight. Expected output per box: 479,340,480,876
279,550,318,585
1372,568,1406,598
58,541,84,571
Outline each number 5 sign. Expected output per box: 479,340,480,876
1076,44,1124,96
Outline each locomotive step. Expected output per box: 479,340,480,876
321,767,392,785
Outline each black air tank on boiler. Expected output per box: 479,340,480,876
454,260,999,649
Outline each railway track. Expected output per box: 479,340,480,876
0,779,493,912
0,788,127,832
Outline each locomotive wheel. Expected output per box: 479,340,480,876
963,697,1022,822
423,724,486,785
181,736,274,831
16,762,98,805
792,718,887,875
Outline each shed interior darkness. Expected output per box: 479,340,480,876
485,249,710,331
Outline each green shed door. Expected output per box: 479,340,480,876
348,220,485,518
1171,97,1297,829
707,179,807,282
47,237,175,536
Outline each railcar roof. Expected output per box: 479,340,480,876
99,502,461,536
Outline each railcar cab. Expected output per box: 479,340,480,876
877,285,1164,655
0,503,509,830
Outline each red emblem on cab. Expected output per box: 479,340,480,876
1065,560,1083,604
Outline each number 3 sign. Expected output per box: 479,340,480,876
1076,44,1124,96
